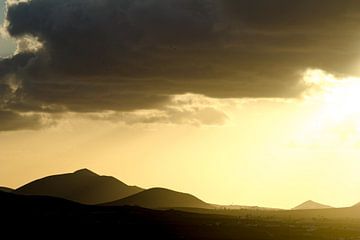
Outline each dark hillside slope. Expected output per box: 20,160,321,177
105,187,212,209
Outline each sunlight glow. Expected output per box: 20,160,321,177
294,69,360,148
304,69,360,122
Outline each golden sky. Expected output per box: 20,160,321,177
1,69,360,209
2,0,360,209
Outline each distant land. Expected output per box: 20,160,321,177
353,202,360,208
212,204,281,211
0,186,13,192
2,169,360,239
2,190,360,239
292,200,333,210
14,169,143,204
104,187,212,209
1,169,359,211
11,169,212,209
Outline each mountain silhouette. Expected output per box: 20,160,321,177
104,187,212,209
15,169,143,204
0,186,13,192
292,200,333,210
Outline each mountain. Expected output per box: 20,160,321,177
353,202,360,207
15,169,143,204
292,200,333,210
104,187,212,209
0,186,13,192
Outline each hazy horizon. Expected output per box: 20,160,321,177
2,0,360,210
1,167,356,209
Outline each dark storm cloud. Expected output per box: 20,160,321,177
0,52,35,77
1,0,360,126
221,0,352,28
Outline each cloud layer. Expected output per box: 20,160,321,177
0,110,45,131
1,0,360,130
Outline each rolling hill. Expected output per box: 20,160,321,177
104,187,212,209
0,187,82,211
353,202,360,207
0,186,13,192
15,169,143,204
292,200,333,210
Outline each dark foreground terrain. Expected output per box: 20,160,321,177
1,191,360,239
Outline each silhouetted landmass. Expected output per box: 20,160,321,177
4,170,360,238
353,202,360,208
280,206,360,219
212,204,281,211
104,187,212,209
178,205,360,220
0,186,13,192
15,169,143,204
0,188,83,210
292,200,333,210
2,191,360,239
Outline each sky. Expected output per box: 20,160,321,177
1,0,360,209
0,0,16,56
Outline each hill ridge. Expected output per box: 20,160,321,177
104,187,212,209
15,169,143,204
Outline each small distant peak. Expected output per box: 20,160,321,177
73,168,98,176
293,200,332,210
